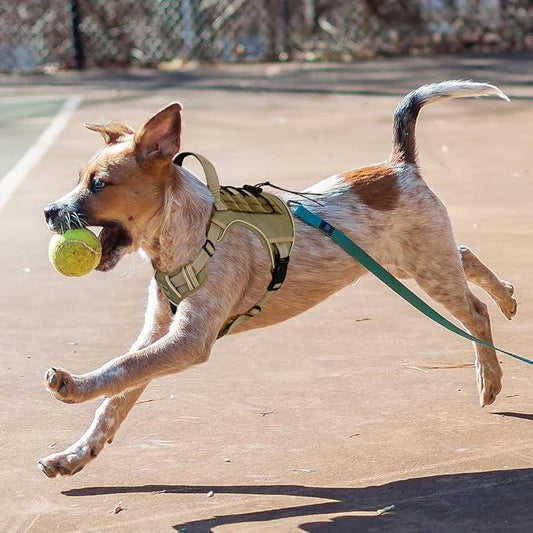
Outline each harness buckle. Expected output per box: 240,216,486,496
268,256,290,291
203,239,216,257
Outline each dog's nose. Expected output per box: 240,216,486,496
44,203,60,225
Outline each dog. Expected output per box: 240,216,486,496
40,80,515,477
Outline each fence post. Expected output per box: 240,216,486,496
69,0,85,69
281,0,292,59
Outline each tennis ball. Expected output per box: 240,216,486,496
48,228,102,277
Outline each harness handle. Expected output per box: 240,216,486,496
174,152,227,211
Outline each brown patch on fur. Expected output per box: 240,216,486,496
342,165,399,211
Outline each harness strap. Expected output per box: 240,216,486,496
217,291,273,338
174,152,227,211
291,202,533,366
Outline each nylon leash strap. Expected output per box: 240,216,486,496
291,203,533,365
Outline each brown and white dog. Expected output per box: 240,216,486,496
41,80,515,477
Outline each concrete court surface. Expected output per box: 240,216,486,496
0,55,532,532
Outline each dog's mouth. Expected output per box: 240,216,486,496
45,201,133,272
95,223,132,271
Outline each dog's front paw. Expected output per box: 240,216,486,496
44,367,85,404
39,448,89,478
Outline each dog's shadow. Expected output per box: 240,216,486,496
492,411,533,421
63,468,533,532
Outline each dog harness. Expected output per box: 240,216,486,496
154,152,295,338
151,154,533,366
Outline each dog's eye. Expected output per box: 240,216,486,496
90,177,106,194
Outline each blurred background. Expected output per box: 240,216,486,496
2,0,532,73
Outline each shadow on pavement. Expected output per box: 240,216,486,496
63,468,533,532
1,54,533,107
492,411,533,421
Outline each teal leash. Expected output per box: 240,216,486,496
291,203,533,365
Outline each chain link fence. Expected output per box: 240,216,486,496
1,0,532,72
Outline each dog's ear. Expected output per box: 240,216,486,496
134,103,183,162
85,121,135,145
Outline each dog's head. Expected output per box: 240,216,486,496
44,103,182,271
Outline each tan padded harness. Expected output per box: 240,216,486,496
154,152,296,338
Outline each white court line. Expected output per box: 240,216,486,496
0,95,83,212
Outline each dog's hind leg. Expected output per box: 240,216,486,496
459,246,517,320
405,243,502,407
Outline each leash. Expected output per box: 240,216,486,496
291,202,533,365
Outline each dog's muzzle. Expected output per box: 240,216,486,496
44,201,84,232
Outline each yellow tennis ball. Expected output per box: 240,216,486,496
48,228,102,277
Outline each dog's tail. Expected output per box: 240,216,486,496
391,80,509,165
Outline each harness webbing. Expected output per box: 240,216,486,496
153,152,295,338
291,202,533,366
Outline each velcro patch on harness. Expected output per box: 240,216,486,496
220,186,280,214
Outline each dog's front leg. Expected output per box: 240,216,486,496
39,280,173,477
39,385,148,477
43,279,233,405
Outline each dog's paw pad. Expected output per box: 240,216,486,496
44,368,77,403
38,459,58,478
39,456,85,478
502,281,515,296
478,368,502,407
499,281,517,319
